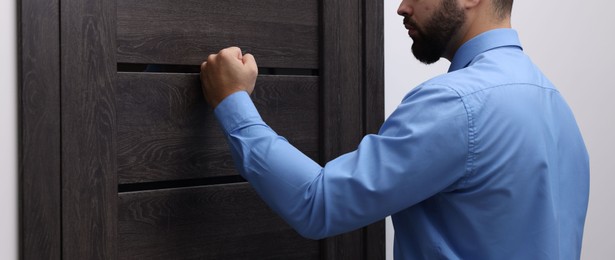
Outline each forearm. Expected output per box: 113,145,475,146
216,91,331,239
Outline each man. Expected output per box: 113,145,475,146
200,0,589,259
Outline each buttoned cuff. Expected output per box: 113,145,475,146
214,91,264,134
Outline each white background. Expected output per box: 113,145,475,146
384,1,615,259
2,0,613,259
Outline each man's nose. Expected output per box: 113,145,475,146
397,1,413,16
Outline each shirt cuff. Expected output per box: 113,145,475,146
214,91,264,134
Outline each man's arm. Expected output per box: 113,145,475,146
201,47,469,239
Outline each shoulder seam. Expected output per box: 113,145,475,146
426,84,477,189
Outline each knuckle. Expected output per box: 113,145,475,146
219,48,231,55
220,46,240,57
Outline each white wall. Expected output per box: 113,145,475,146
1,0,18,259
384,1,615,259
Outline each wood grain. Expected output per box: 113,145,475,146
363,0,386,258
117,73,319,184
117,0,319,68
20,0,61,258
118,182,319,259
321,0,364,161
60,0,118,258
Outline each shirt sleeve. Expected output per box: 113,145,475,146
214,86,469,240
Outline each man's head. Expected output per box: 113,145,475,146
492,0,514,20
398,0,513,64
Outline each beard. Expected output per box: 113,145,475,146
406,0,466,64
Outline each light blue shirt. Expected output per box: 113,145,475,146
214,29,589,259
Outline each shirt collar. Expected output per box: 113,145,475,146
448,28,523,72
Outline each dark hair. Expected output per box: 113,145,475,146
492,0,513,19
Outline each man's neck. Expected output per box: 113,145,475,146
443,13,512,61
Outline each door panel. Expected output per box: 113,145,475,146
117,0,319,68
117,73,319,183
119,183,319,259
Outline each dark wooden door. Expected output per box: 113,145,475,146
21,0,384,259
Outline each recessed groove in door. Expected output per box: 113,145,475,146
259,67,319,76
117,63,318,76
117,63,201,73
118,175,246,193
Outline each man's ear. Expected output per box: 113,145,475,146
460,0,481,9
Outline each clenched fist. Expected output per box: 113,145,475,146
200,47,258,108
